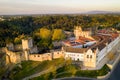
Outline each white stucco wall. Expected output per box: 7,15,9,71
65,52,84,61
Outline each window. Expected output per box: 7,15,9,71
87,55,89,58
34,55,36,57
90,55,92,58
38,55,40,57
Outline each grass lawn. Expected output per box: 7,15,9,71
9,58,64,80
32,64,110,80
75,64,110,78
9,58,110,80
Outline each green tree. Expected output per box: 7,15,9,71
40,28,51,40
52,29,65,41
14,34,25,44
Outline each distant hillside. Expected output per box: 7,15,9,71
85,11,120,14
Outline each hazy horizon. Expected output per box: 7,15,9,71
0,0,120,15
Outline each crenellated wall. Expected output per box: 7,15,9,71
29,53,52,61
52,50,64,59
5,48,65,64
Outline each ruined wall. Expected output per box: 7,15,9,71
5,48,22,64
14,44,22,51
30,46,38,53
52,50,64,59
29,53,52,61
74,26,91,39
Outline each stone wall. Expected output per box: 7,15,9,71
22,38,33,50
5,48,22,64
74,26,91,39
29,53,52,61
52,50,64,59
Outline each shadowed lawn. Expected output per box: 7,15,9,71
32,64,110,80
9,58,64,80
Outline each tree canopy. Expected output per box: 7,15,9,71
40,28,51,40
52,29,65,41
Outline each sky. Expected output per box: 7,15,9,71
0,0,120,15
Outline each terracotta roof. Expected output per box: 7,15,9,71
78,36,94,41
63,46,88,53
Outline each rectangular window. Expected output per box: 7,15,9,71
90,55,92,58
87,55,89,58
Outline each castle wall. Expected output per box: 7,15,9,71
52,50,64,59
29,53,52,61
14,44,22,51
30,46,38,53
5,49,22,64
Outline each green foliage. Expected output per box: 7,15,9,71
39,28,51,40
56,72,73,78
14,34,25,44
0,15,120,47
52,29,65,41
9,58,65,80
75,64,110,78
32,64,110,79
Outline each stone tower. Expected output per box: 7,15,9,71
74,26,82,40
22,38,33,60
22,38,33,50
83,49,97,68
74,26,91,39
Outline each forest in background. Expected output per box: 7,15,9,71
0,14,120,48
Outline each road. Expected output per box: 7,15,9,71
53,77,96,80
107,61,120,80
